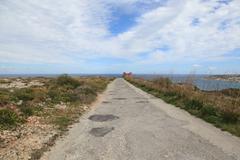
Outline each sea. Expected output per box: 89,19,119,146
0,74,240,91
134,74,240,91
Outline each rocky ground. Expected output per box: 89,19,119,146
0,76,111,160
0,78,44,89
0,116,56,160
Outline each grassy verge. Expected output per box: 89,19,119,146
126,77,240,137
0,74,113,130
0,75,113,159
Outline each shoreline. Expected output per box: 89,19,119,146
205,75,240,83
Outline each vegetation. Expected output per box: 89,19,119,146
0,75,113,130
0,108,21,129
126,77,240,137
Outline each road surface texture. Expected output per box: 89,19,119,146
42,78,240,160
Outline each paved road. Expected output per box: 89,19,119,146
42,78,240,160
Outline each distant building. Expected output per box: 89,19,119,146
123,72,133,78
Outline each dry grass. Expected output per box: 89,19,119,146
0,75,114,159
126,77,240,137
0,75,113,130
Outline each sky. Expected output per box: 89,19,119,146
0,0,240,74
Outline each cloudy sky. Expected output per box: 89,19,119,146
0,0,239,74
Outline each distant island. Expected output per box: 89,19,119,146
206,74,240,83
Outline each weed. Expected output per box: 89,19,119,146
0,109,20,129
13,88,35,101
55,74,82,89
200,105,217,116
221,110,239,123
54,116,72,131
0,89,11,106
184,99,203,110
72,85,97,104
19,105,34,117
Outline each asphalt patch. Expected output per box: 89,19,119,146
113,98,127,100
134,97,148,100
136,101,149,103
88,114,119,122
89,127,114,137
102,101,111,104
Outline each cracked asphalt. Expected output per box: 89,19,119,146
42,78,240,160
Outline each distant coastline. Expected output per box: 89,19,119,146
0,74,121,78
205,74,240,83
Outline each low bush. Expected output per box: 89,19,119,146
54,116,72,131
221,110,239,123
0,109,20,129
72,85,97,104
47,87,71,103
19,104,34,117
55,74,82,89
0,89,11,106
200,105,217,116
13,88,35,101
184,99,203,110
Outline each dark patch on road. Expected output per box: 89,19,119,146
89,127,114,137
88,114,119,122
113,98,127,100
134,97,147,99
136,101,149,103
102,101,111,104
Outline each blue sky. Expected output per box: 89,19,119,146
0,0,240,74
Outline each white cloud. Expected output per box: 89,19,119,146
124,0,240,61
192,64,201,68
0,0,239,70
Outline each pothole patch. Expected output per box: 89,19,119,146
102,101,111,104
113,98,126,100
88,114,119,122
136,101,149,103
89,127,114,137
134,97,148,100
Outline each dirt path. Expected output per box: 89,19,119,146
41,78,240,160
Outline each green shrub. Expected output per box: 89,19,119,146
56,74,81,89
20,105,34,117
54,116,71,130
203,115,221,124
164,91,179,97
200,105,217,116
0,109,20,129
0,89,11,105
47,87,73,103
184,99,203,110
72,85,97,103
221,111,239,123
164,95,181,104
14,88,34,101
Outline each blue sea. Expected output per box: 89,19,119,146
0,74,239,91
134,74,240,91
